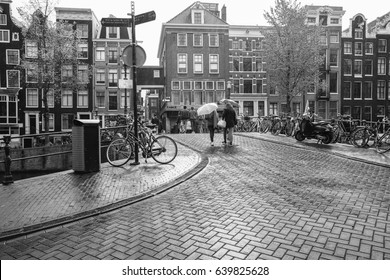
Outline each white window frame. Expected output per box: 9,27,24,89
0,14,7,25
42,89,54,108
26,88,39,108
6,70,20,88
26,64,38,83
193,54,203,74
77,65,89,84
209,54,219,74
61,114,74,131
378,57,386,75
77,24,88,38
6,49,19,65
209,34,219,47
177,33,187,46
172,81,180,90
95,47,105,61
77,90,88,108
193,33,203,47
177,54,188,74
183,81,192,90
354,42,363,56
107,27,119,39
378,39,387,53
0,29,9,42
96,91,105,108
377,80,386,100
12,32,19,41
191,10,204,24
42,113,55,132
77,43,88,59
62,65,73,83
365,42,373,55
344,42,352,54
108,69,118,87
25,41,38,58
61,89,73,108
120,91,130,109
96,68,106,85
354,60,362,77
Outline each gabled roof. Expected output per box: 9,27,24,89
167,1,227,25
367,11,390,32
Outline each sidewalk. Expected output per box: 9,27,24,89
1,133,389,241
0,142,208,241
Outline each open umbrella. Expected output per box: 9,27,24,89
219,98,239,107
197,103,218,116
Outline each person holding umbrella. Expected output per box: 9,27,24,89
206,109,218,146
222,102,237,146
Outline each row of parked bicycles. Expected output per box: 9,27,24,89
235,114,390,154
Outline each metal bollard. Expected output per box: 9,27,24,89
2,135,14,185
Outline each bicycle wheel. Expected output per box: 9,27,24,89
376,133,390,154
106,138,133,167
150,135,178,164
285,122,293,136
331,125,340,143
271,121,281,135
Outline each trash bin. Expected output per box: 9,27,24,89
72,119,101,173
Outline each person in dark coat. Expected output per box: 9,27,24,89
205,110,218,146
222,102,237,146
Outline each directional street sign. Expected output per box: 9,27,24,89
101,11,155,27
135,11,156,25
101,17,131,27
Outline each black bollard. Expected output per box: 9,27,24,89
2,136,14,185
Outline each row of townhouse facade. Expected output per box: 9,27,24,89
1,0,390,144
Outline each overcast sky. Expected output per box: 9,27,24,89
11,0,389,65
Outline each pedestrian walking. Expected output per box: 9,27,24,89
222,102,237,146
206,109,218,146
178,106,191,133
151,113,160,133
189,107,197,133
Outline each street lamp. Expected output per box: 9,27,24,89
226,80,232,99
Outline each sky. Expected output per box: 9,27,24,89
10,0,389,65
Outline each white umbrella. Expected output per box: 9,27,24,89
197,103,218,116
219,98,239,107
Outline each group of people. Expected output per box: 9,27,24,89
205,102,237,147
177,106,198,133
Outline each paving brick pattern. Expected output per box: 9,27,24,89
0,143,200,236
0,133,389,260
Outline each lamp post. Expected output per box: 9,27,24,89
226,80,232,99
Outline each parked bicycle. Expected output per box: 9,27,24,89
106,119,178,167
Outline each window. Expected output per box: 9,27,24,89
96,69,105,84
153,70,160,78
178,54,187,73
258,101,265,116
0,29,9,42
26,64,38,83
319,15,328,25
330,49,338,67
216,81,225,90
26,41,38,58
192,10,204,24
78,43,88,59
378,39,387,53
243,101,254,116
0,14,6,25
330,72,337,93
344,59,352,75
256,79,263,93
243,57,252,71
330,18,339,24
330,32,339,43
244,40,252,51
344,42,352,54
354,42,362,55
172,81,180,90
62,65,73,83
42,113,54,131
108,48,118,63
26,89,38,107
365,42,373,54
255,58,263,72
109,91,118,110
233,80,239,93
209,34,219,47
183,81,192,90
95,47,105,61
355,29,363,39
96,91,105,108
12,32,19,41
364,60,373,76
352,106,362,120
353,82,362,99
205,81,214,90
378,58,386,75
363,81,372,99
354,60,362,76
183,91,191,105
269,103,278,115
77,24,88,38
244,80,252,93
108,27,118,39
0,95,17,124
194,91,202,105
61,89,73,108
108,69,118,87
177,34,187,46
343,81,351,99
171,92,180,105
77,65,89,83
232,41,239,49
62,114,74,130
329,101,338,119
232,57,239,71
377,81,386,100
363,106,372,121
377,105,385,116
6,70,19,88
320,34,327,45
307,17,316,24
42,89,54,108
193,54,203,74
205,91,213,103
6,50,19,65
193,34,203,46
209,55,219,73
77,90,88,107
194,81,202,90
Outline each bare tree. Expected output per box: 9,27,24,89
17,0,88,141
263,0,325,114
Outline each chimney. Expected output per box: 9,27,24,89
222,5,227,22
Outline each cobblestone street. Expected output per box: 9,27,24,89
0,133,389,260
